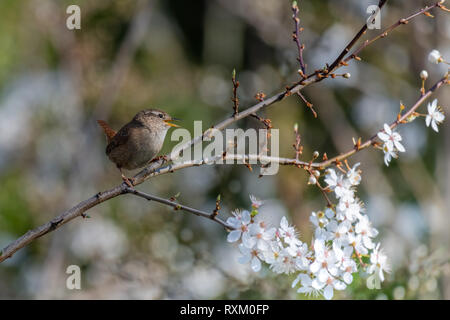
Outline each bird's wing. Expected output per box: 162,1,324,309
105,122,143,156
97,120,117,143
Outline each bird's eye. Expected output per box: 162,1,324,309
158,114,163,118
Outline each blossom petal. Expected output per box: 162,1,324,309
377,132,389,142
343,272,353,284
334,280,346,291
323,285,334,300
227,230,241,242
310,261,321,273
431,120,439,132
251,257,261,272
242,232,256,248
241,210,251,224
280,216,288,230
394,141,405,153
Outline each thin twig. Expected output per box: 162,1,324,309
296,91,316,118
125,188,233,229
312,75,449,169
292,1,306,77
326,0,388,74
342,2,442,67
232,69,239,116
293,123,303,161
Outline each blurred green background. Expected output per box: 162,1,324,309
0,0,449,299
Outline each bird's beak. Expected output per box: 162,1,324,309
164,118,181,127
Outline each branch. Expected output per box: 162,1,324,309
341,1,443,67
0,186,126,263
125,188,234,229
292,0,307,76
136,0,438,183
312,75,449,169
326,0,388,73
0,1,441,263
231,69,240,116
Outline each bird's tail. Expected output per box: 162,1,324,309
97,120,116,143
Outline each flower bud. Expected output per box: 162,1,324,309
420,70,428,80
343,73,351,79
308,175,317,185
313,151,319,159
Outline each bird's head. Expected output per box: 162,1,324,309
134,109,181,130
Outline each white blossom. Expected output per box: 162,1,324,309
312,276,346,300
226,210,252,243
378,123,405,166
249,194,264,208
293,273,322,297
346,162,361,186
378,123,405,152
355,215,379,250
324,169,353,198
310,239,339,280
428,49,442,64
368,243,391,282
277,216,302,247
244,222,276,250
426,99,445,132
268,246,297,274
289,242,310,270
228,168,387,300
237,243,264,272
326,220,351,246
382,145,398,167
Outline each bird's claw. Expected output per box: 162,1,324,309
121,175,135,189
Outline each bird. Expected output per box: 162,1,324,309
97,109,180,186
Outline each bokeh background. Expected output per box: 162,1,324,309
0,0,449,299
